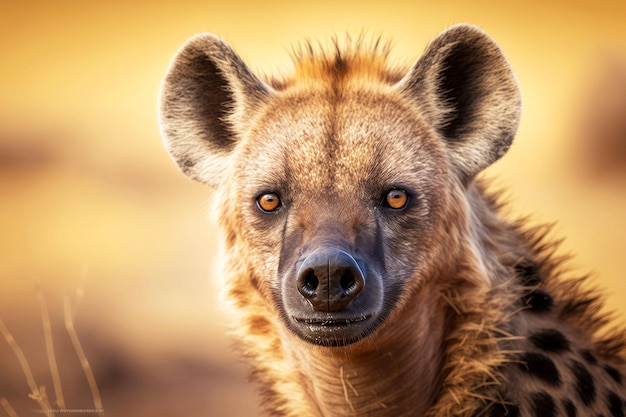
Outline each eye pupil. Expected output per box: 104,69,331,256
257,192,281,212
385,189,409,210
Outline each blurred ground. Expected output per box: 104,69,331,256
1,1,625,416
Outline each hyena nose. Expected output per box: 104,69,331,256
296,247,365,312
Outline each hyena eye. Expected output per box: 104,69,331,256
383,189,410,210
256,192,282,213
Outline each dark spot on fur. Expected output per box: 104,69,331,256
523,290,553,312
562,399,576,417
529,329,571,353
581,350,599,366
517,259,553,313
607,391,624,417
332,53,347,76
604,365,623,385
487,401,520,417
247,315,273,335
518,352,561,386
515,258,541,287
570,360,596,406
530,392,556,417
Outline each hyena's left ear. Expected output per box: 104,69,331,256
159,34,272,186
398,24,521,178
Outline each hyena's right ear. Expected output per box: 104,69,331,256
398,25,521,179
159,34,272,185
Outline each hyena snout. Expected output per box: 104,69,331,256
296,247,366,312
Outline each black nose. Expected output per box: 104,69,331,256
296,247,365,312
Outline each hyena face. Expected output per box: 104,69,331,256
159,25,521,346
233,87,451,345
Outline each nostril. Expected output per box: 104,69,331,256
305,271,319,291
340,271,356,294
299,270,319,298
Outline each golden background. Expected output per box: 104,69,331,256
1,1,625,416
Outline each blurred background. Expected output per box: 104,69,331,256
1,1,625,416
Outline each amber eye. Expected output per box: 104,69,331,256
256,192,281,213
384,189,409,210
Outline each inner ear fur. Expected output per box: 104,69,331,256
159,34,272,185
399,24,521,178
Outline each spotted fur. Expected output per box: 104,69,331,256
159,25,626,417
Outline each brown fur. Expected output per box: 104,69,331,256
159,25,625,417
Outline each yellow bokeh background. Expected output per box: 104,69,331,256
1,1,625,416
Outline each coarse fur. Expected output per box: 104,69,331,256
159,24,626,417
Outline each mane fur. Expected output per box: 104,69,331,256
267,34,409,90
427,183,626,416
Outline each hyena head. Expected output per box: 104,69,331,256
159,25,521,346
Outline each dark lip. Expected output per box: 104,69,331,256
293,314,372,326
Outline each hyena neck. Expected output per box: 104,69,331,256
463,183,524,286
282,284,447,417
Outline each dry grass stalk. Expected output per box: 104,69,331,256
1,281,103,415
63,297,102,410
0,320,52,416
36,286,66,409
0,397,19,417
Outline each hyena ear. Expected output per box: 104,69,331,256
398,24,521,178
159,34,272,185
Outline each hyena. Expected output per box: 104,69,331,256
159,25,626,417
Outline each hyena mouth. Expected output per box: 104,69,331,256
290,313,377,346
293,314,372,327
